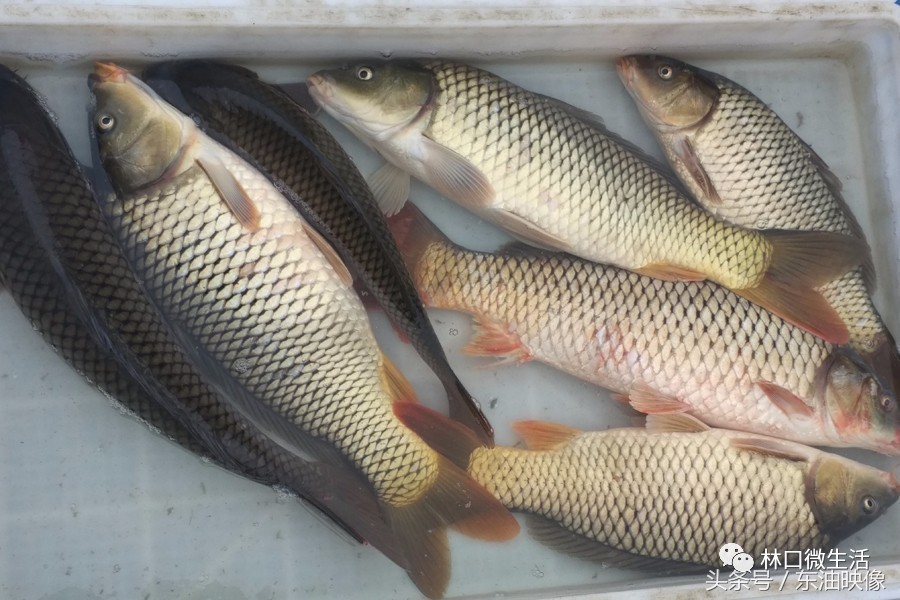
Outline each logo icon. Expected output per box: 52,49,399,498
732,552,755,573
719,542,744,566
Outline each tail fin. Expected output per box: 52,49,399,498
391,402,519,598
739,229,868,344
386,202,452,276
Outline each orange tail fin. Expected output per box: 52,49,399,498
389,402,519,598
741,229,868,344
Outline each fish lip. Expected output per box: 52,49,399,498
93,62,129,85
615,56,638,86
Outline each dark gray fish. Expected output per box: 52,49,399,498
141,59,494,446
0,64,392,551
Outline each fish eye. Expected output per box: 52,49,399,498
356,66,375,81
657,64,675,80
96,114,115,132
861,495,878,514
879,394,895,413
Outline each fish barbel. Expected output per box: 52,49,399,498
307,60,867,345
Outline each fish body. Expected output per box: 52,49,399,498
307,60,867,345
0,64,393,546
90,63,517,599
141,60,493,445
617,54,899,392
398,404,899,571
389,205,900,454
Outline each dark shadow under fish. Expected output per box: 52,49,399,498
141,60,494,446
0,64,398,559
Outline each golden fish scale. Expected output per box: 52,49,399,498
423,61,771,290
672,79,884,352
469,429,829,564
108,157,437,506
419,242,836,444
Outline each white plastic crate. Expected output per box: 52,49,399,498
0,2,898,599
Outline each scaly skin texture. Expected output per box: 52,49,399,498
0,68,381,541
422,61,772,290
416,241,843,446
647,69,884,354
104,156,438,506
468,429,829,565
143,61,491,444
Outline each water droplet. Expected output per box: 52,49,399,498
232,358,251,374
531,565,544,578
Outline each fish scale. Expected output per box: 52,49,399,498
142,61,493,446
108,158,438,506
618,55,892,365
0,65,397,547
469,430,828,565
424,61,770,288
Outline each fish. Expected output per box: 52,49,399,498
140,60,493,446
387,203,900,454
0,63,394,550
616,54,900,395
306,60,868,345
89,62,518,599
397,403,900,571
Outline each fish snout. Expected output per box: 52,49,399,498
615,56,638,85
305,72,333,102
93,62,129,85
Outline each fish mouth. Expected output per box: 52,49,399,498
305,72,333,103
615,56,638,86
92,62,129,86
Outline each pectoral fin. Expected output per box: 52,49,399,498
674,136,721,205
300,220,353,287
635,263,706,282
196,150,261,231
756,380,815,418
368,162,411,216
730,437,812,462
494,209,573,253
421,135,495,208
512,420,581,451
463,316,532,365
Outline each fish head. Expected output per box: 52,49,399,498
306,61,435,142
807,455,899,541
90,62,190,193
819,349,900,454
616,55,718,133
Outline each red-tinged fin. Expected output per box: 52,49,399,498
195,149,261,231
645,413,710,434
386,453,520,598
381,353,418,404
741,229,869,343
388,403,521,596
525,514,707,574
729,436,814,463
386,202,452,279
463,316,532,365
299,219,353,287
756,380,816,419
674,136,721,205
634,263,706,282
512,420,581,451
420,134,495,209
368,162,411,216
627,384,690,415
393,401,481,469
94,61,128,83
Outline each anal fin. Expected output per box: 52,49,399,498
645,413,710,434
464,316,532,366
626,384,690,415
